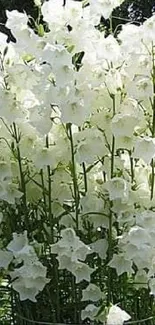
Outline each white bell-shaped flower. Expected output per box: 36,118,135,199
107,305,131,325
133,137,155,164
82,283,102,302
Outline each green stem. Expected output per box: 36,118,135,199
46,135,61,322
151,159,154,200
107,95,116,304
109,14,113,35
53,259,61,322
129,151,134,184
111,136,115,179
82,162,87,194
40,169,47,217
17,146,27,206
12,123,27,208
46,135,54,242
71,275,78,323
67,123,79,230
67,124,80,321
110,95,116,179
107,212,113,304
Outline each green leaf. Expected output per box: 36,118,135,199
37,24,44,37
22,53,35,63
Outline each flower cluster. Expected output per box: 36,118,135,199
1,0,155,323
1,231,49,302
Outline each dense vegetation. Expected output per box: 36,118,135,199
0,1,155,324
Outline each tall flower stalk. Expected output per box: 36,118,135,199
107,94,116,304
151,45,155,200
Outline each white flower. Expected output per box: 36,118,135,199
7,232,28,255
131,245,152,270
0,89,25,123
90,239,108,259
42,43,72,69
7,64,39,94
51,228,91,261
89,0,125,20
8,232,50,301
112,114,139,137
6,12,39,56
74,128,107,163
109,254,133,276
115,136,134,151
142,15,155,44
29,106,52,136
71,261,95,283
82,283,102,302
136,210,155,230
11,261,47,279
42,0,83,29
119,24,142,54
42,0,63,26
0,250,13,269
60,93,90,126
91,107,112,132
134,270,148,290
0,161,12,181
7,231,36,261
51,182,72,204
81,192,104,214
149,278,155,296
127,226,151,248
133,137,155,164
33,147,57,170
105,69,123,94
81,304,98,321
51,228,94,281
107,305,131,325
11,264,50,302
135,77,152,100
1,182,23,205
6,10,28,40
105,177,130,202
12,278,39,302
57,254,73,270
96,35,121,66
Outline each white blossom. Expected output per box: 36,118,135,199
133,137,155,164
107,305,131,325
